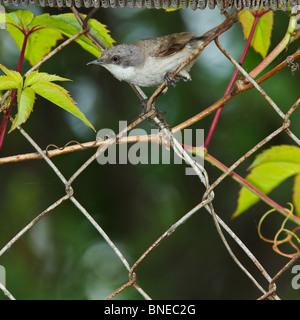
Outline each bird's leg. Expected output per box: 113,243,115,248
139,99,170,130
140,98,152,116
164,71,191,87
177,70,192,82
164,72,178,87
137,99,171,150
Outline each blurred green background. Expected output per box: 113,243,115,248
0,5,300,300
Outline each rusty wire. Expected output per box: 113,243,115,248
0,0,299,10
0,6,300,300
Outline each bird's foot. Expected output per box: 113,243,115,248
140,98,154,117
178,70,191,82
139,99,170,130
164,72,178,87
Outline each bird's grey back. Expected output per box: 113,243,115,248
131,32,195,58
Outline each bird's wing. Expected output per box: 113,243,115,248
149,32,195,57
191,26,219,42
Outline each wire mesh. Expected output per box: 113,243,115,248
0,6,300,300
0,0,299,9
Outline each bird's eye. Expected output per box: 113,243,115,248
111,55,120,63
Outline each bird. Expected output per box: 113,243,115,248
87,26,218,89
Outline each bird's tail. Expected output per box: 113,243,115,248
192,15,238,42
193,26,219,42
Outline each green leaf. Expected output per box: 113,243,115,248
293,174,300,216
0,76,19,90
233,145,300,218
26,14,64,66
0,64,23,84
37,13,114,57
2,10,63,66
238,9,273,58
0,64,23,91
2,10,114,65
10,87,35,132
88,17,115,53
25,29,63,67
5,9,34,30
24,71,70,87
31,82,94,130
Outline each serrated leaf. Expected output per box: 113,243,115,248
238,9,273,58
26,14,64,66
88,16,115,53
4,9,34,30
0,64,23,84
26,29,63,66
10,87,35,132
233,145,300,218
0,76,19,90
3,10,114,64
36,13,114,57
250,145,300,168
17,76,23,109
31,82,94,130
24,71,70,87
293,174,300,216
3,10,63,66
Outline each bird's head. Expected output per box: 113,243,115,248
87,44,143,69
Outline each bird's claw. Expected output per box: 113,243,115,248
139,99,170,130
164,72,178,87
140,99,156,116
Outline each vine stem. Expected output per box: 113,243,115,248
0,26,31,150
204,9,268,149
250,10,299,78
204,152,300,225
16,29,30,73
0,94,15,149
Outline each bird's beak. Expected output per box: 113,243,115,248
87,58,105,66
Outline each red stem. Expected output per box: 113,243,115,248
205,152,300,224
16,30,29,73
182,143,300,224
0,90,17,144
0,28,30,151
204,10,267,149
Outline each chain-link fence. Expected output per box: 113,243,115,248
0,4,300,300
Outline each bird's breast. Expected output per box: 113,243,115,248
103,64,137,83
137,47,197,87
